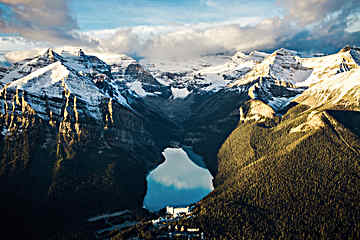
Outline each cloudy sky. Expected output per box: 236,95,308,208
0,0,360,58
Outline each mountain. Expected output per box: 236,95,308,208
0,45,359,239
179,47,360,239
0,48,177,238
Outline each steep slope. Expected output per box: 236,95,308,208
228,49,312,112
184,48,360,239
295,47,360,110
179,49,310,174
0,49,176,239
190,105,359,239
298,46,360,86
295,68,360,110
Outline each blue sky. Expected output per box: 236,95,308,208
70,0,278,30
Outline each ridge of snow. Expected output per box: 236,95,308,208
296,68,360,108
5,46,136,66
1,49,134,120
298,48,360,87
298,56,337,86
6,61,107,112
8,61,69,92
199,51,258,75
140,51,267,95
230,48,313,87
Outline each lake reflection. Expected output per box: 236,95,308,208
144,148,214,211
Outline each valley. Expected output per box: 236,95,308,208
0,46,359,239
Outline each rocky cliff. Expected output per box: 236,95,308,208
0,49,176,238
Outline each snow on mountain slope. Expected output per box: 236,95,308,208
298,46,360,87
226,49,311,112
126,81,157,97
171,87,192,99
140,51,268,93
5,46,136,66
7,61,105,103
140,54,230,91
0,48,132,121
3,48,267,99
1,48,73,85
229,47,360,112
7,61,69,94
198,50,267,78
295,68,360,110
230,48,313,87
2,46,359,117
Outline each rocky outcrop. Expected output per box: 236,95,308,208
123,63,172,97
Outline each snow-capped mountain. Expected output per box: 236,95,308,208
226,47,360,112
1,45,359,144
295,47,360,110
138,50,268,97
0,48,132,124
0,45,359,239
298,46,360,86
0,48,175,233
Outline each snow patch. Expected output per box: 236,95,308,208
267,96,297,112
127,81,155,97
171,87,191,99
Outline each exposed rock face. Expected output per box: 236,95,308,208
125,63,158,85
124,63,172,97
0,49,175,238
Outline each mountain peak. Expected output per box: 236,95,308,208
339,45,360,53
78,49,86,57
1,48,133,121
42,48,63,62
272,48,298,57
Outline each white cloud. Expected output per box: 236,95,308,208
1,0,359,59
87,0,360,59
90,18,283,59
277,0,359,26
0,0,95,46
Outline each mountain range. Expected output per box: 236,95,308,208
0,45,359,239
